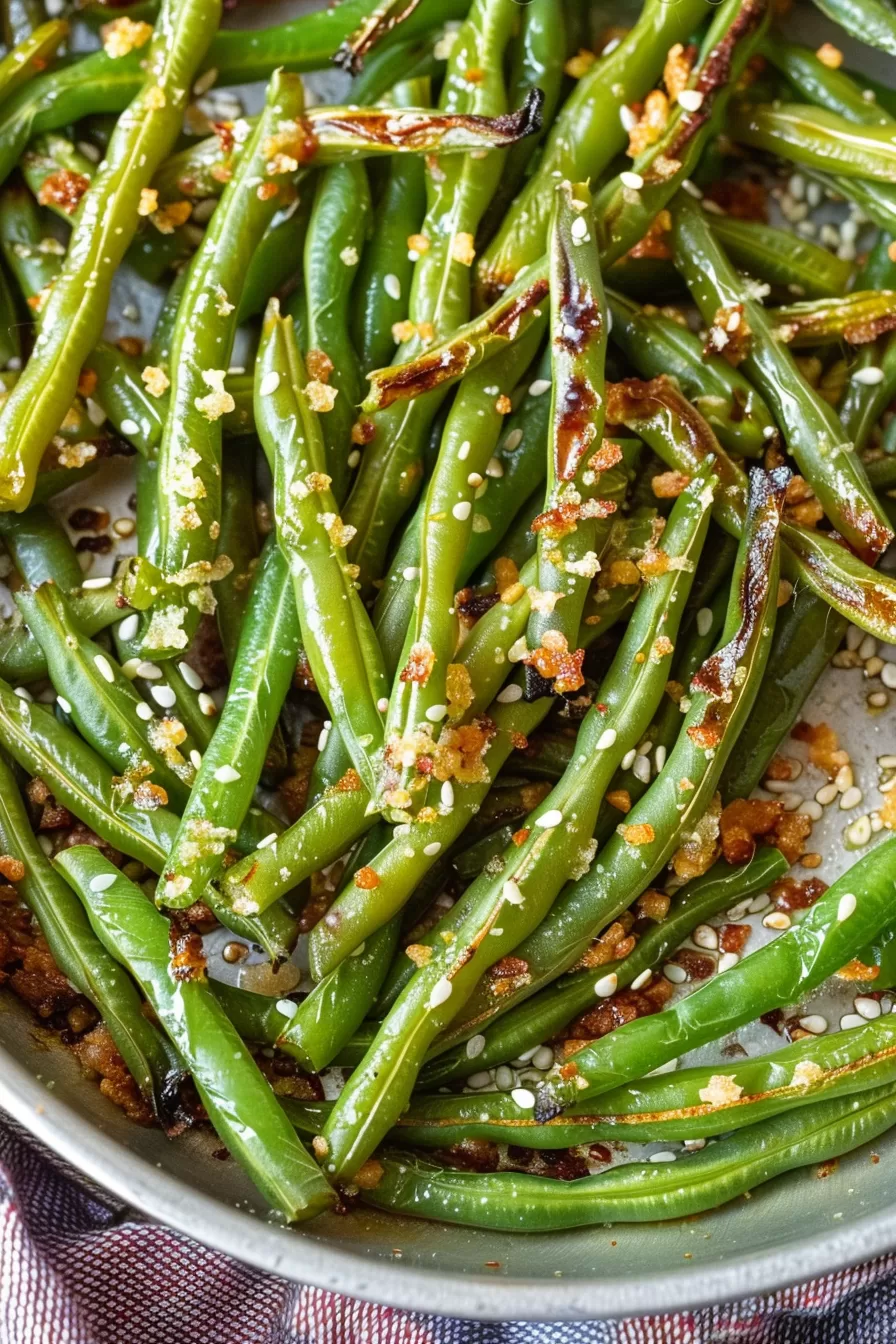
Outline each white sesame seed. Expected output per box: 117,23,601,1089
532,1046,554,1071
859,634,878,662
502,879,523,904
620,170,643,189
495,1065,515,1091
664,963,688,984
440,781,454,808
840,786,863,811
649,1150,676,1163
466,1070,491,1089
799,1014,828,1034
497,683,523,703
56,695,72,714
466,1035,486,1059
621,748,637,770
485,456,503,478
199,692,217,716
678,89,704,111
596,728,617,750
135,702,153,721
846,815,872,848
136,661,162,680
377,696,389,713
682,179,703,198
177,661,203,690
457,440,471,460
853,366,885,385
630,969,653,990
452,501,472,521
151,685,176,709
528,378,551,397
693,924,718,950
718,952,740,973
81,576,112,590
800,800,823,821
93,654,115,684
535,809,563,829
594,972,617,997
837,892,857,921
120,418,140,436
570,215,589,241
815,782,839,806
257,832,278,849
425,704,447,722
383,273,401,301
763,911,791,931
275,998,297,1019
855,996,881,1020
511,1087,536,1108
654,745,666,772
423,841,441,857
840,1013,866,1031
632,755,651,784
881,663,896,690
89,873,117,892
214,764,240,783
696,607,714,637
117,613,139,642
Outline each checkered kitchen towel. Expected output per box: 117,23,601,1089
2,1116,895,1344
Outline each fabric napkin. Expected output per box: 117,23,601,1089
1,1113,894,1344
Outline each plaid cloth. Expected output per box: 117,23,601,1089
1,1114,894,1344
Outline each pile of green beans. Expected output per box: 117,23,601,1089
3,0,896,1234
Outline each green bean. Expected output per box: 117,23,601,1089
304,162,371,502
54,847,335,1222
215,444,258,670
536,833,896,1116
771,290,896,347
0,251,18,367
708,214,854,298
839,239,896,452
236,194,314,326
0,676,296,961
809,0,896,58
0,0,221,513
767,38,896,130
477,0,708,304
0,20,66,110
729,101,896,183
526,179,608,666
318,465,715,1179
156,537,297,909
442,467,784,1050
607,292,773,458
420,848,788,1087
150,71,305,661
352,78,429,374
16,582,199,810
361,1086,896,1228
0,502,81,588
0,177,61,306
670,192,893,563
255,302,388,798
0,752,178,1119
407,1017,896,1146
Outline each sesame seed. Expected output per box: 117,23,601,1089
594,972,617,997
853,367,885,386
663,963,688,984
528,378,551,397
532,1046,554,1070
190,750,202,769
82,576,112,589
630,969,652,990
275,998,297,1019
799,1014,828,1035
466,1035,486,1058
177,661,203,690
718,952,740,973
56,696,72,714
214,764,241,783
840,1013,865,1031
502,879,523,904
596,728,617,750
511,1087,536,1109
678,89,704,111
402,566,419,581
696,606,714,637
425,704,447,722
763,911,791,931
198,692,216,716
441,781,454,808
93,654,115,684
383,273,401,300
855,996,881,1020
428,977,453,1009
151,685,176,709
136,661,162,680
135,702,153,721
377,697,389,713
89,872,117,892
423,841,442,857
118,613,139,642
535,809,563,829
649,1150,676,1163
840,786,863,810
257,833,278,849
693,924,718,950
452,501,472,521
570,215,589,241
620,170,643,189
837,893,857,921
497,683,523,703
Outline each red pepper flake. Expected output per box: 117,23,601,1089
354,866,380,890
511,827,530,846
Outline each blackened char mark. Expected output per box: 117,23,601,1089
691,463,787,702
316,89,544,152
333,0,424,74
656,0,768,174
